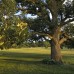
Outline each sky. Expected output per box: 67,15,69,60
14,10,22,15
25,14,38,19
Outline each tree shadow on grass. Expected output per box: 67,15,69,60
0,52,50,64
1,58,42,64
0,51,74,65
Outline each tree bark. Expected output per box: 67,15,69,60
50,27,63,64
51,39,62,62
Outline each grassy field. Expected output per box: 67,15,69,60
0,47,74,74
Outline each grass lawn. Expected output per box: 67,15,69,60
0,47,74,74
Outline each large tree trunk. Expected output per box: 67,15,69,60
51,39,62,63
50,27,63,64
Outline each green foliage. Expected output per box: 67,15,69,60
0,21,28,49
64,23,74,37
2,0,16,13
0,0,29,49
42,41,50,48
63,39,74,49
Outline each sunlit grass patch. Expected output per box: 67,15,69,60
1,47,50,54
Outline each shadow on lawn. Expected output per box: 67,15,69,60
0,51,50,64
0,51,74,65
1,58,42,64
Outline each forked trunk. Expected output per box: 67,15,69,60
50,27,63,64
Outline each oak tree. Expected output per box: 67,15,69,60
17,0,74,64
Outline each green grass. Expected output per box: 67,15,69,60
0,47,74,74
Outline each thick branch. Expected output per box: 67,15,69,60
59,33,71,44
32,32,53,39
59,37,67,45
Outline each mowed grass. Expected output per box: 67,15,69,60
0,47,74,74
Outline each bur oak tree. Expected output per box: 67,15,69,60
18,0,74,64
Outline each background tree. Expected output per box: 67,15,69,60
0,0,28,49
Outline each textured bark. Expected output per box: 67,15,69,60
59,37,67,45
50,27,62,63
51,39,62,62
